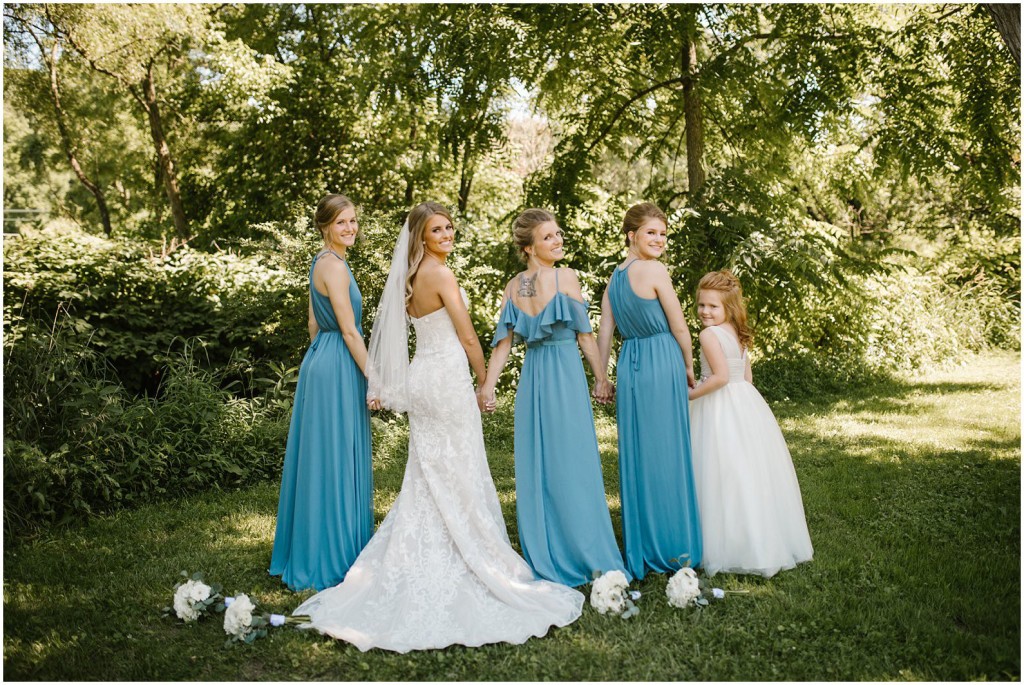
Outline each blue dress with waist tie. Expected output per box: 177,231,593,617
607,260,702,578
269,250,374,591
492,270,630,587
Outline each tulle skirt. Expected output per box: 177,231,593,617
690,381,813,577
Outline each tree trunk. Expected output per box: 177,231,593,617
682,36,706,195
457,145,474,213
37,30,113,235
143,62,190,239
405,113,417,206
984,4,1021,68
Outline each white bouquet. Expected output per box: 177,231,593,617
223,594,311,646
589,570,640,619
164,572,223,623
666,567,702,608
666,566,746,609
223,594,257,639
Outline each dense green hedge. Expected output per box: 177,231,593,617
3,218,1018,537
2,325,293,537
3,221,309,394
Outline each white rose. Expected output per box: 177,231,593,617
712,588,725,599
173,586,200,622
590,571,629,615
223,594,256,637
186,580,211,604
666,568,702,608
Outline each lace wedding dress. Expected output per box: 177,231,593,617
294,298,584,652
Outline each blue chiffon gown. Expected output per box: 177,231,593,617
492,271,630,587
607,260,702,578
269,251,374,592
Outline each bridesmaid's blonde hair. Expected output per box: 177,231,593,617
314,194,355,241
696,270,754,351
405,201,454,305
622,202,667,248
511,208,556,264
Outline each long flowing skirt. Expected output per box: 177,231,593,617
690,382,813,577
514,343,630,586
269,331,373,591
617,335,702,579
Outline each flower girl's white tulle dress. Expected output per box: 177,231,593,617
293,300,583,653
689,325,813,577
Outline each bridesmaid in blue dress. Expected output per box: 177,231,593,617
481,209,630,587
596,202,703,579
269,194,374,592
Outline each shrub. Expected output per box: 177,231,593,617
3,220,307,394
3,329,292,538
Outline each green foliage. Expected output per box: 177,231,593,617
3,329,291,538
4,221,308,393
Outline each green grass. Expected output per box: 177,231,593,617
4,352,1020,680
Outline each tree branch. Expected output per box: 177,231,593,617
585,76,686,154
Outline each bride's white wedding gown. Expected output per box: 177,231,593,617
294,299,584,652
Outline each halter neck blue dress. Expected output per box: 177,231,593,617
492,269,630,587
269,251,374,591
607,260,702,578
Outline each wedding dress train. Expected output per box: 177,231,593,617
294,299,583,652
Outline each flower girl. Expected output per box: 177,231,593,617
688,271,813,577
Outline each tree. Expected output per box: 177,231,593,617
46,4,215,239
984,3,1021,68
4,5,113,235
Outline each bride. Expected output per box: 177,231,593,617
294,202,583,652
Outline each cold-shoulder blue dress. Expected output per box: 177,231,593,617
269,250,374,592
607,260,702,578
492,270,630,587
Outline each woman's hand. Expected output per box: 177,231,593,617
593,378,615,404
477,386,497,414
367,397,383,411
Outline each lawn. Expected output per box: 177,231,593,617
3,352,1020,681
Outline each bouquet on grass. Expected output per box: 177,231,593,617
222,593,310,646
163,571,224,623
589,570,642,619
666,564,747,609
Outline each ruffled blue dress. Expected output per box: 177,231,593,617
269,251,374,592
607,261,702,578
492,271,630,587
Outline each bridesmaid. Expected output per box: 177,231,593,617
481,208,630,587
269,194,374,591
596,202,702,579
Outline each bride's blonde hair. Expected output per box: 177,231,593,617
405,201,453,305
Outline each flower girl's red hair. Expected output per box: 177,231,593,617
696,270,754,351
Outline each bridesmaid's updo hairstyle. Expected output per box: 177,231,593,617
512,208,556,263
622,202,667,248
696,270,754,351
314,194,355,241
405,201,454,305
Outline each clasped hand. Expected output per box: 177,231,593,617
476,386,497,414
592,379,615,404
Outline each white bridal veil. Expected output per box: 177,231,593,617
366,221,410,412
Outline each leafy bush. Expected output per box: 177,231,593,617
3,220,308,394
3,325,292,538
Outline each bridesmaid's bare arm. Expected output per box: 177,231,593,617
650,262,696,387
